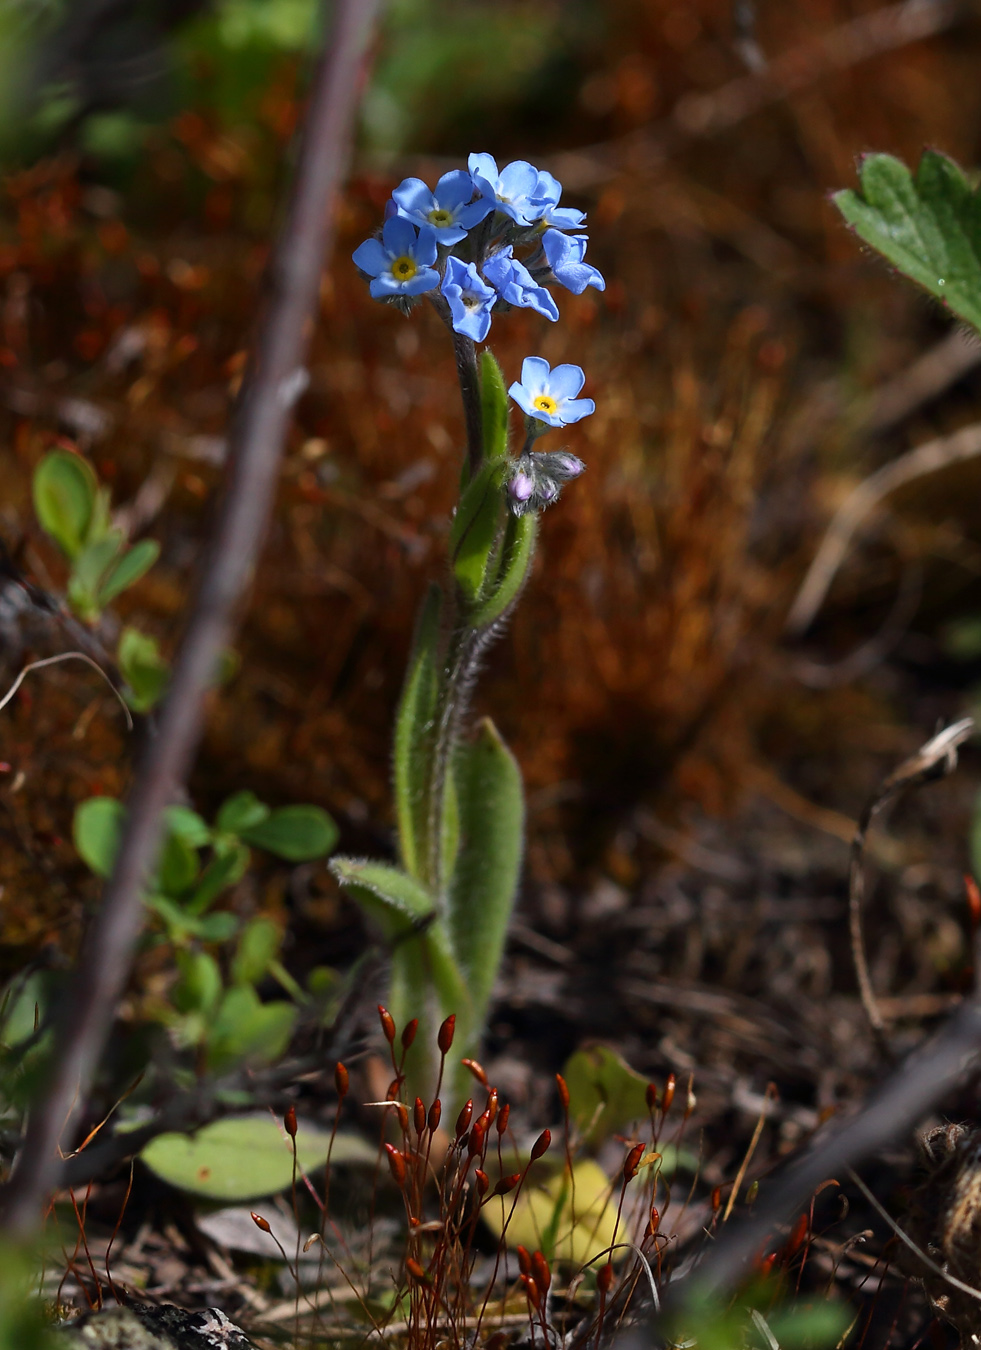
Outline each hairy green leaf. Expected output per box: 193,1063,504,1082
834,150,981,332
450,459,508,606
239,803,338,860
480,348,510,462
329,857,434,938
469,511,536,629
393,583,441,881
32,450,97,559
446,717,523,1029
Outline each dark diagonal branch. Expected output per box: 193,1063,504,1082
0,0,382,1236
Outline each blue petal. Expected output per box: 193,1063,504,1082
549,364,586,400
369,274,403,298
544,205,586,229
413,225,439,266
509,381,538,419
391,177,433,217
457,198,495,229
519,356,551,395
429,223,468,245
402,267,440,296
559,397,595,424
499,160,540,199
352,238,387,276
533,170,563,206
434,169,474,210
382,215,419,255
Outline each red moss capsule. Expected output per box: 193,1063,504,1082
597,1262,614,1296
401,1018,419,1050
384,1143,407,1188
335,1062,349,1098
485,1088,498,1125
785,1212,809,1258
967,873,981,927
493,1172,521,1197
662,1073,676,1115
395,1102,409,1134
468,1117,488,1157
645,1082,657,1112
386,1078,400,1102
555,1074,570,1111
647,1205,660,1236
758,1251,777,1278
531,1250,551,1294
711,1186,722,1213
406,1257,431,1285
455,1098,474,1139
438,1014,456,1054
516,1245,532,1277
413,1097,426,1135
475,1168,489,1197
521,1276,540,1310
461,1057,488,1086
284,1105,297,1140
623,1143,645,1184
378,1006,396,1045
428,1098,442,1133
251,1212,271,1233
530,1129,551,1162
497,1102,510,1136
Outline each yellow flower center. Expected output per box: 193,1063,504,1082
391,255,418,281
533,394,557,416
428,208,453,226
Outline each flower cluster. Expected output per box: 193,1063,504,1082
354,154,601,517
352,153,605,343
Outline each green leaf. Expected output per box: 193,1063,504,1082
186,841,250,915
833,150,981,333
172,949,222,1015
330,858,435,938
196,910,240,943
239,804,339,861
158,831,200,897
394,583,442,881
232,916,283,985
481,1158,618,1266
73,796,125,878
446,717,523,1030
32,450,97,559
216,790,270,834
119,627,169,713
164,805,212,849
469,511,536,629
145,892,200,940
140,1112,376,1201
97,537,160,607
205,985,296,1071
67,533,124,618
449,459,508,606
562,1043,650,1148
480,349,510,463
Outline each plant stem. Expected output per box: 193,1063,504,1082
451,330,483,480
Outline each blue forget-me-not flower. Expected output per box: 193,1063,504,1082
392,170,493,245
441,257,497,342
353,216,440,299
541,230,606,295
509,357,595,428
468,153,553,227
483,248,559,322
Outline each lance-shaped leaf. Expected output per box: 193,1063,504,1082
329,857,435,938
480,349,510,463
97,537,160,607
469,511,536,630
450,458,508,606
833,150,981,334
393,583,442,881
446,717,523,1030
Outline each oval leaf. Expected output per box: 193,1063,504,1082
73,796,126,879
32,451,97,559
239,804,338,861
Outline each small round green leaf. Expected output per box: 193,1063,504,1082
73,797,126,879
216,790,270,835
32,450,97,559
239,804,339,861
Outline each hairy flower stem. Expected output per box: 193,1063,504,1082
424,622,482,896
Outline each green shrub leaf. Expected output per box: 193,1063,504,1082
32,450,97,559
73,796,126,878
833,150,981,333
140,1112,375,1201
97,537,160,607
562,1043,650,1147
216,790,270,835
172,949,223,1015
239,804,338,860
205,985,296,1071
232,916,283,985
119,627,169,713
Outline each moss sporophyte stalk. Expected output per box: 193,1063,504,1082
342,153,602,1105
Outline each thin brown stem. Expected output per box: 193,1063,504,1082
0,0,381,1236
